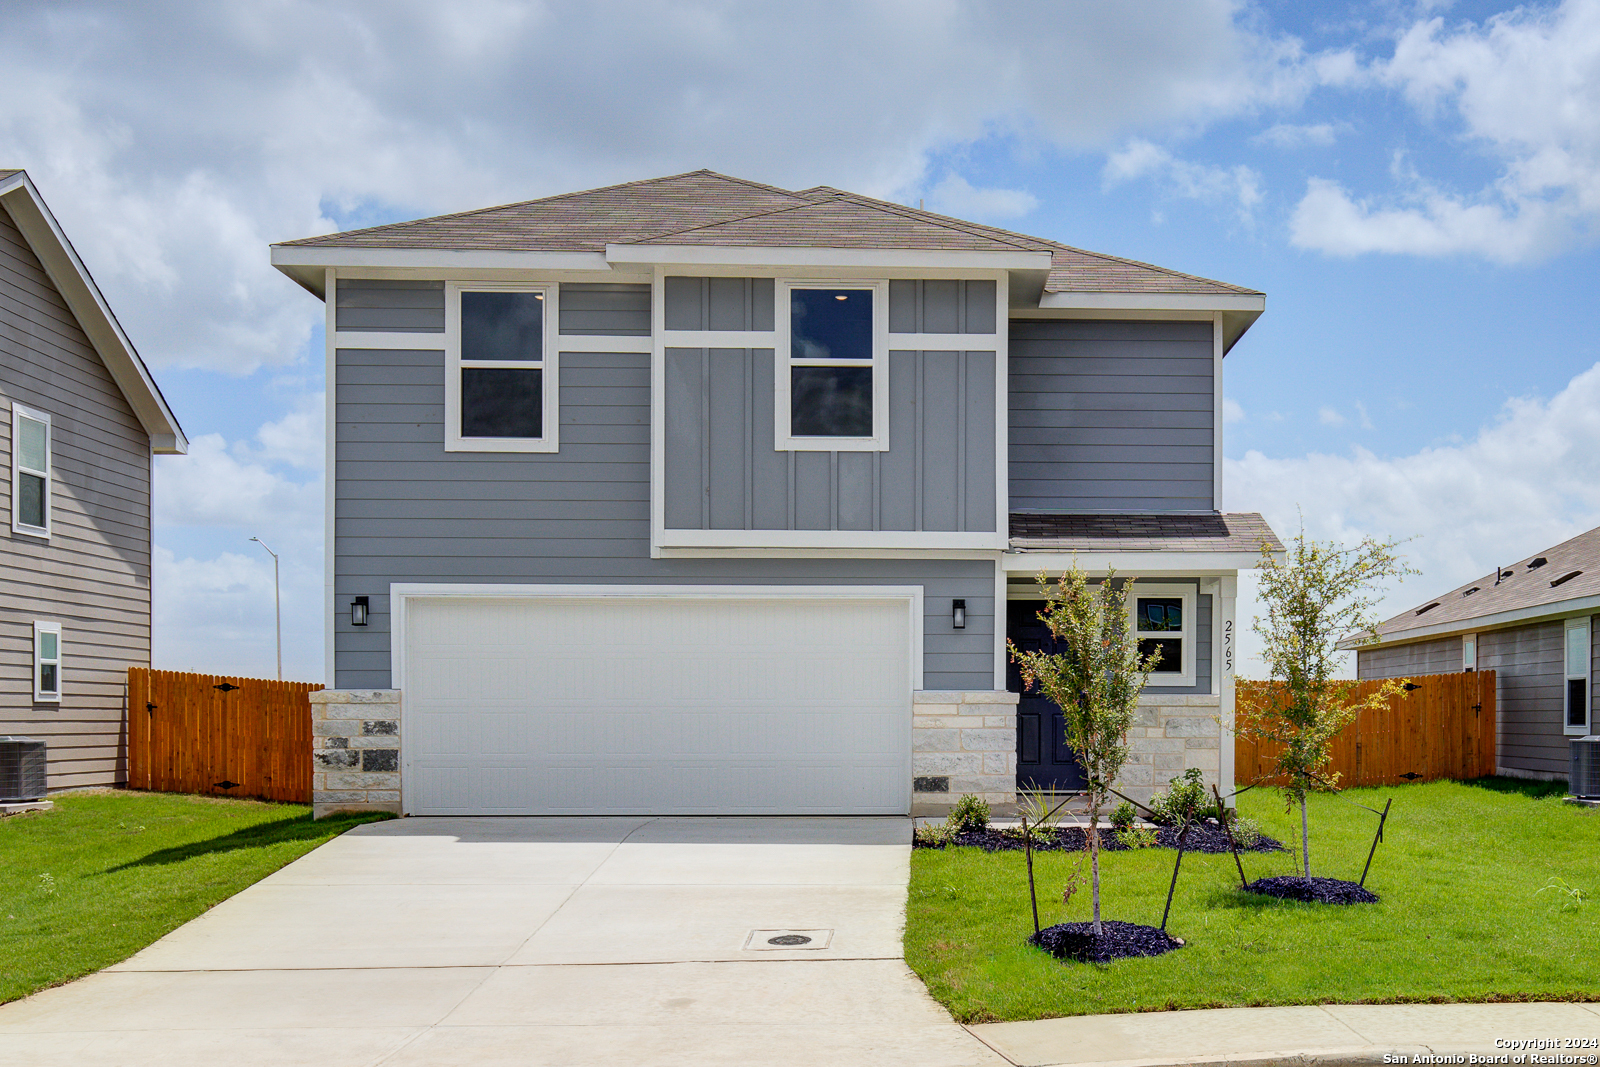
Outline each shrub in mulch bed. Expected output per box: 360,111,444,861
1029,920,1184,963
1243,875,1379,904
921,820,1283,855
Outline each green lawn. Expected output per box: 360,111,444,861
0,791,390,1004
906,778,1599,1022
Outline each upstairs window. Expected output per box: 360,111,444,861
34,621,61,702
1131,585,1196,687
1565,616,1591,735
445,284,558,453
11,404,51,537
776,281,888,451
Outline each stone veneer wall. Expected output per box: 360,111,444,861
1116,693,1223,807
309,689,402,818
911,690,1019,817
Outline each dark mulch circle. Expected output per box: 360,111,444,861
1029,920,1184,963
1243,875,1379,904
924,819,1283,854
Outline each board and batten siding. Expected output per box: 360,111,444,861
1356,636,1464,679
661,276,997,533
0,202,152,790
1008,319,1214,512
333,341,997,691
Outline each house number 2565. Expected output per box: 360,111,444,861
1224,619,1234,674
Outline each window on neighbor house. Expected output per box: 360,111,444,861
446,285,558,452
1131,585,1196,687
34,621,61,702
1462,633,1476,672
1565,616,1590,734
11,404,51,537
778,282,888,450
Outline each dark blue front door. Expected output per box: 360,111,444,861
1009,600,1088,792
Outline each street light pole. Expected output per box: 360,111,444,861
249,537,281,681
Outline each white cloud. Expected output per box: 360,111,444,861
155,433,321,531
1103,139,1264,221
1223,397,1245,423
924,174,1039,221
152,546,323,680
1252,122,1340,148
1226,361,1600,675
0,1,1323,373
1318,405,1346,426
1291,0,1600,262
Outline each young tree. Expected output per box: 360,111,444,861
1009,566,1160,936
1237,528,1413,879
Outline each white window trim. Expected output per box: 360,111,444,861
774,279,890,452
34,620,61,703
1462,632,1477,672
1564,616,1591,736
11,402,51,537
1129,583,1197,688
444,281,559,453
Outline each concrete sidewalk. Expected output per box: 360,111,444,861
968,1001,1600,1067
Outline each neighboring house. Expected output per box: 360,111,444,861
270,170,1279,818
0,170,186,790
1349,526,1600,782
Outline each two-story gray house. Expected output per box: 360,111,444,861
1,169,186,790
271,170,1278,818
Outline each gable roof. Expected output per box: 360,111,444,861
275,169,1259,301
1353,525,1600,647
0,170,185,454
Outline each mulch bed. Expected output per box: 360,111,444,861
925,819,1283,854
1029,920,1184,963
1243,875,1379,904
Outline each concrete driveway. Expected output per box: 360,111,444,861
0,816,1003,1067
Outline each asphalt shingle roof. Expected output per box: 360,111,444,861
277,169,1258,297
1009,512,1282,554
1371,525,1600,640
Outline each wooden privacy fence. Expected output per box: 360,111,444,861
127,668,321,803
1235,671,1496,788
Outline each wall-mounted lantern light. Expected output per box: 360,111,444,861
952,599,966,629
351,596,369,626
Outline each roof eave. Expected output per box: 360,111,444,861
0,172,186,455
1001,548,1283,574
1039,292,1264,352
270,245,615,297
1338,592,1600,650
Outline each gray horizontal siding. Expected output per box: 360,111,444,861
1356,636,1463,679
1009,320,1214,512
1,202,151,790
559,283,650,336
335,279,444,333
888,280,996,334
335,280,651,337
334,344,997,691
662,348,995,533
1478,621,1567,778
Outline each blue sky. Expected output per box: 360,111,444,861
5,0,1600,680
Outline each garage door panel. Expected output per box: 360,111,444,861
404,594,914,815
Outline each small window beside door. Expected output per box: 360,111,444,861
1130,585,1196,687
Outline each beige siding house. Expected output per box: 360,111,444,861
0,170,186,790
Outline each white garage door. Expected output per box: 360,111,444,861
401,591,915,815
